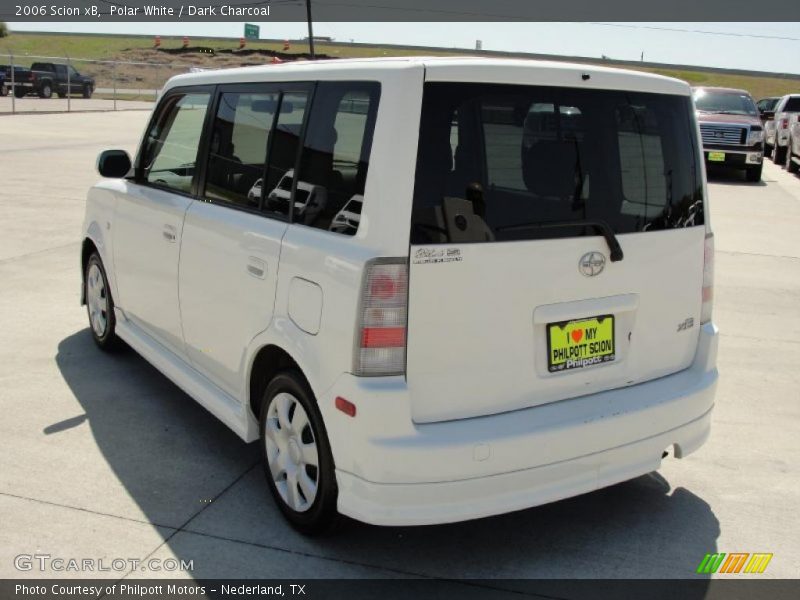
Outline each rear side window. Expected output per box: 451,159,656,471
411,83,703,244
141,92,210,195
291,81,380,235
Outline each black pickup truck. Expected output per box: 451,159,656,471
0,62,95,99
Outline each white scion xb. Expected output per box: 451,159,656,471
82,57,718,534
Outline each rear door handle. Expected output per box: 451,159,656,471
246,257,267,279
162,224,177,242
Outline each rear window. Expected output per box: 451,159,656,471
784,97,800,112
411,83,704,244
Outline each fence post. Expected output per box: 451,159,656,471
112,61,117,111
9,51,15,114
66,54,71,113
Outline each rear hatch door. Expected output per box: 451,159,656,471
406,80,706,423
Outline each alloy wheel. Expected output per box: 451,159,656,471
263,392,320,512
86,263,108,337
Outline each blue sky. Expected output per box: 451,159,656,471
9,22,800,75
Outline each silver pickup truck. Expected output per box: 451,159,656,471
768,94,800,165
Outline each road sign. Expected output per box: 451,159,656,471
244,23,260,40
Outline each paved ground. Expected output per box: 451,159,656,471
0,111,798,582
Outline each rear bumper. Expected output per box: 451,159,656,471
326,323,718,526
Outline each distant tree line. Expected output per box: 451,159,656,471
0,22,8,38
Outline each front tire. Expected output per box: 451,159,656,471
82,84,92,99
746,163,763,183
259,371,339,535
85,253,122,351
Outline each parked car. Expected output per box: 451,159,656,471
0,71,7,97
329,194,363,234
757,96,780,156
83,58,718,533
769,94,800,165
266,170,327,225
692,86,764,182
757,96,780,116
0,61,95,99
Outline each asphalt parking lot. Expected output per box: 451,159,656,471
0,110,798,582
0,96,155,114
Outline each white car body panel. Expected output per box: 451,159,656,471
112,182,192,356
179,200,287,399
82,57,717,526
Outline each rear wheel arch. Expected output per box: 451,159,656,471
249,345,315,422
80,238,99,305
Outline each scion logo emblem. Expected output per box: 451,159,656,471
579,252,606,277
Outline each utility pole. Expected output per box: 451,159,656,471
306,0,315,59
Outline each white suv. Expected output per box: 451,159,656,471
82,57,718,534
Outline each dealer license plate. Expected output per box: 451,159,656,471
708,152,726,162
547,315,615,373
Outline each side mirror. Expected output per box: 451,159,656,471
97,149,132,178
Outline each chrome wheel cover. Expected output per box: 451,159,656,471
263,392,320,512
86,263,108,337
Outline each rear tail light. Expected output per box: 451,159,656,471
701,233,714,324
781,118,789,130
354,258,408,376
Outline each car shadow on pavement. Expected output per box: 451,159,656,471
55,329,718,586
706,164,767,186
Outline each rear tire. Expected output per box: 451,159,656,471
84,253,122,351
773,142,786,165
746,163,763,183
14,87,26,98
38,82,52,99
765,142,773,158
259,371,339,535
787,139,799,175
0,84,7,97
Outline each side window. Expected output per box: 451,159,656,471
206,90,279,210
142,92,210,194
263,91,310,218
292,81,380,235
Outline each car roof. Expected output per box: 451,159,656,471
163,56,692,97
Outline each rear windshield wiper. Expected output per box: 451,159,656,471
496,219,624,262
